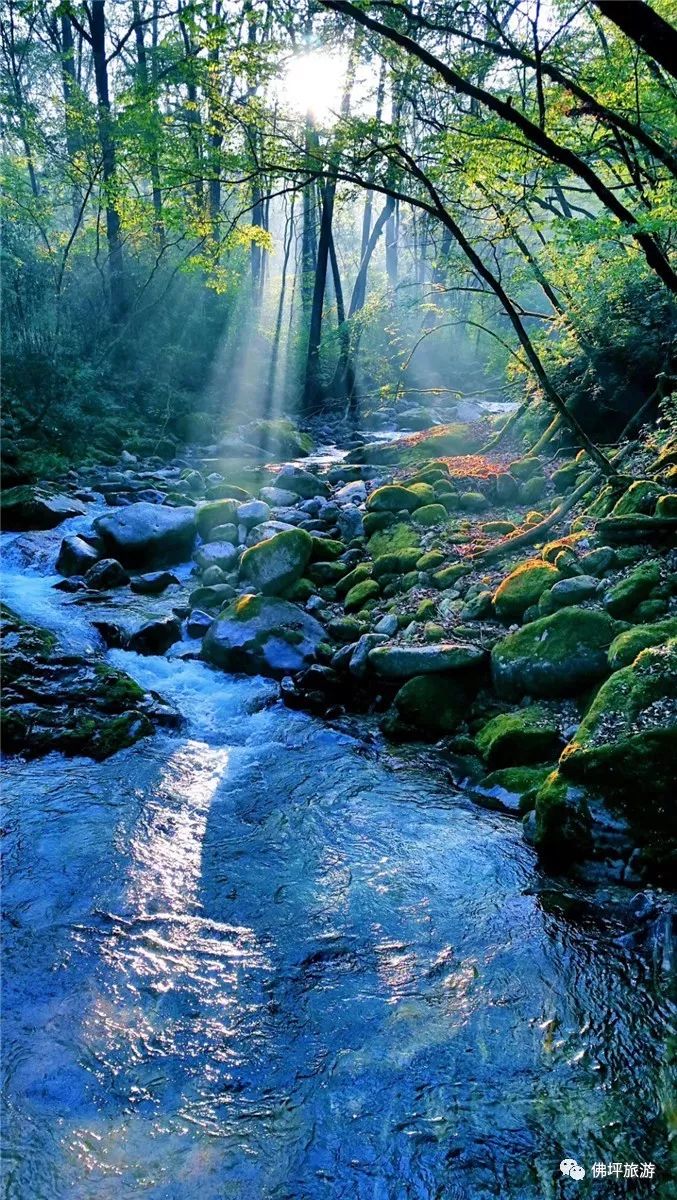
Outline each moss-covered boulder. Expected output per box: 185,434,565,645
603,559,662,617
239,528,312,596
336,562,373,597
493,560,560,621
372,549,421,578
491,607,616,699
475,707,563,768
520,475,548,504
382,673,471,739
196,498,240,539
432,563,469,590
508,456,543,482
367,485,421,513
460,491,490,512
559,640,677,809
607,617,677,670
201,594,325,677
344,578,380,612
656,494,677,517
412,503,448,527
528,770,593,866
246,417,312,458
611,479,661,517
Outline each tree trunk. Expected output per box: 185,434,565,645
132,0,164,244
90,0,125,320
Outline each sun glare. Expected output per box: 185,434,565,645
280,50,348,123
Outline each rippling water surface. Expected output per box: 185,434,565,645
1,524,674,1199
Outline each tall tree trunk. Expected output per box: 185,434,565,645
132,0,164,244
60,14,82,220
90,0,125,320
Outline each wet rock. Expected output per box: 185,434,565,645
237,499,271,528
186,609,213,638
84,558,130,590
188,583,236,611
368,642,486,679
94,501,196,567
548,575,599,608
202,594,325,677
56,534,100,577
528,770,593,867
245,519,298,545
127,614,182,656
129,570,180,595
492,607,616,699
1,486,86,531
348,633,388,679
0,606,173,760
383,672,472,738
239,528,312,596
272,466,329,499
337,505,364,541
194,541,238,571
259,486,298,506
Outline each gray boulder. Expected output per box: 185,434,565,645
202,594,325,677
368,642,486,678
94,501,196,567
56,534,99,577
1,486,86,531
194,541,238,571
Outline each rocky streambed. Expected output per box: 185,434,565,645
1,422,676,1196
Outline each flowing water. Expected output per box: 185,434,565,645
1,515,674,1199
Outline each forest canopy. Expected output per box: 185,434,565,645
2,0,675,477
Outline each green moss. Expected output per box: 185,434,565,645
336,563,373,597
240,527,312,596
363,511,394,536
431,563,469,590
367,484,420,513
607,617,677,670
372,549,421,578
520,475,548,503
344,578,380,612
459,491,489,512
196,498,240,538
603,559,662,617
530,770,593,864
492,606,616,699
406,482,436,507
493,559,559,621
478,764,553,813
94,664,145,705
385,672,471,738
415,598,437,622
310,536,346,561
482,520,516,535
307,560,348,586
475,707,562,768
327,616,365,643
412,503,448,526
611,479,661,517
656,494,677,517
416,550,446,571
367,522,420,559
508,455,543,481
559,639,677,808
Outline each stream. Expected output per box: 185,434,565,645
1,506,674,1199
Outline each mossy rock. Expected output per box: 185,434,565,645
307,560,348,586
559,640,677,811
412,503,448,527
383,672,472,739
286,578,316,602
415,598,437,623
196,498,239,538
633,599,668,622
482,520,516,536
552,461,581,493
416,550,446,571
473,764,553,815
460,491,489,512
607,616,677,670
611,479,661,517
432,563,469,590
310,536,346,561
367,485,421,513
475,707,563,768
461,590,493,621
585,484,618,518
327,615,366,643
492,607,616,699
406,482,436,507
402,423,479,459
507,456,543,482
493,559,559,621
336,562,373,597
206,484,252,503
239,528,312,596
367,522,420,560
520,475,547,504
529,770,593,866
603,559,662,617
247,417,312,458
363,511,395,536
656,494,677,517
344,578,380,612
372,549,421,578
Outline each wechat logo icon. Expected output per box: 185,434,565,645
560,1159,586,1180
